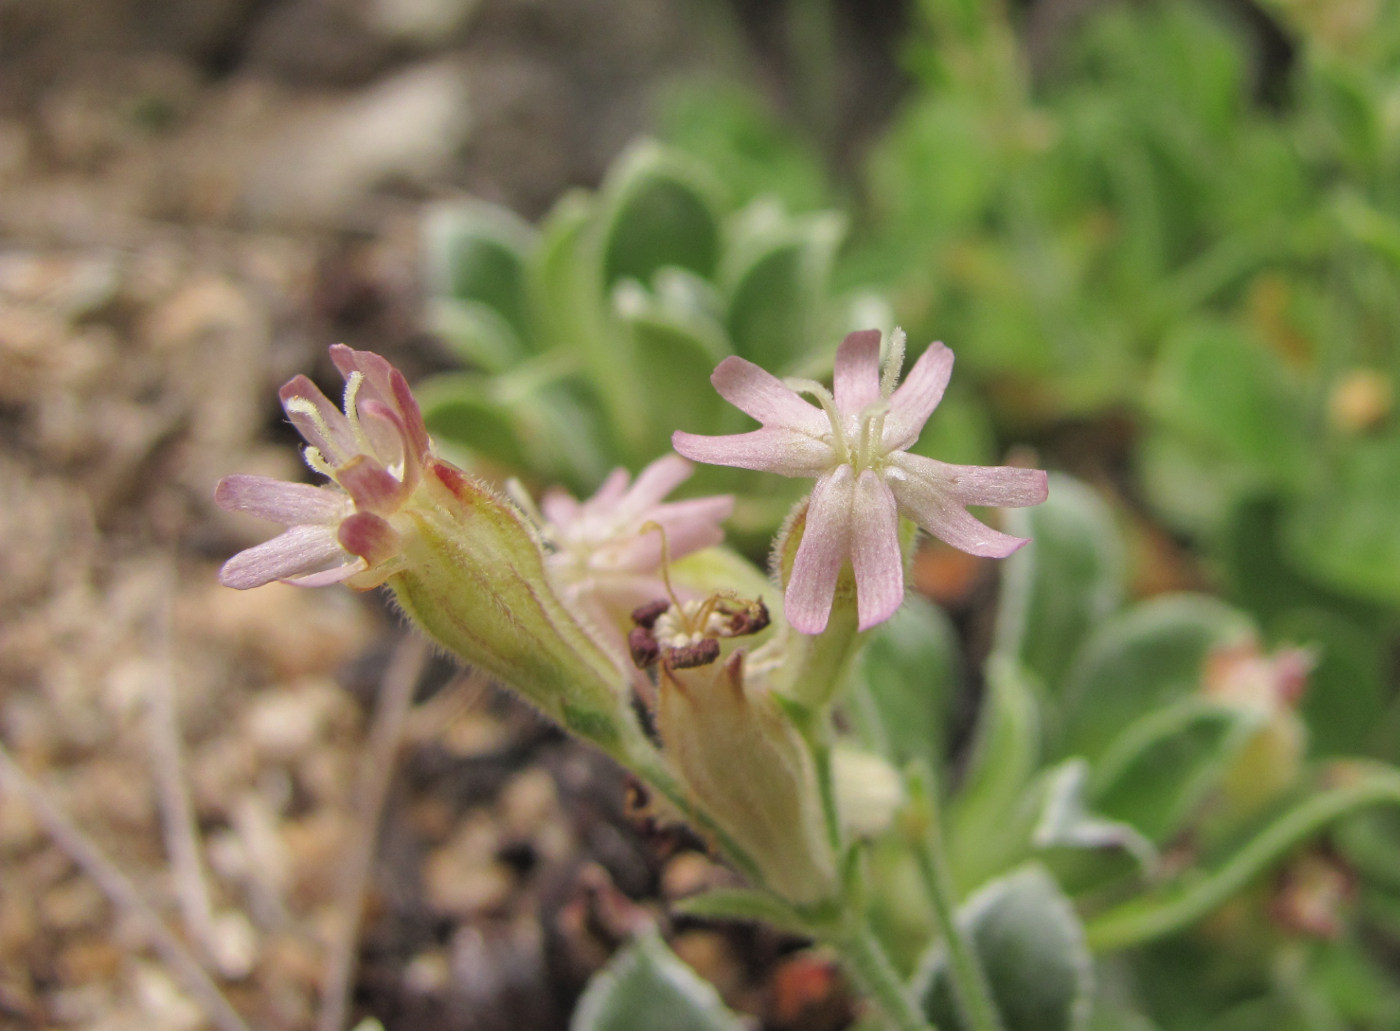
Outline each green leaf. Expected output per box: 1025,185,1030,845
1056,593,1254,761
722,205,845,372
598,142,723,289
947,657,1043,882
1284,433,1400,605
423,202,535,342
847,596,960,774
570,928,749,1031
1147,321,1307,489
1033,760,1156,871
917,864,1093,1031
427,297,525,373
670,888,812,936
417,371,609,487
613,281,730,462
993,474,1125,693
1089,698,1257,844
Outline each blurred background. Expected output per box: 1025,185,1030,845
3,0,1399,1028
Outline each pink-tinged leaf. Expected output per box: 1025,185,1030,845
786,467,856,634
833,330,883,412
710,356,828,433
338,511,402,566
672,427,832,476
893,453,1048,508
218,523,348,589
882,342,954,451
214,474,345,524
849,470,903,630
888,474,1030,558
280,374,357,462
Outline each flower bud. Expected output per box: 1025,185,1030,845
656,648,837,906
1204,640,1315,817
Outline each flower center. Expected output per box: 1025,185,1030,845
786,381,894,475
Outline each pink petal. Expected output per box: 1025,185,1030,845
214,474,345,525
892,454,1048,508
710,356,828,434
218,524,349,589
833,330,883,413
335,454,406,515
357,399,410,470
849,470,903,630
887,466,1031,558
338,511,403,566
330,344,398,409
786,466,855,635
672,428,833,477
589,467,632,510
609,494,734,571
280,375,357,462
615,455,694,521
540,489,583,527
389,367,432,461
284,561,366,588
882,342,955,452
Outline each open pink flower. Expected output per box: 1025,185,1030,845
532,456,733,671
215,345,431,589
673,329,1048,634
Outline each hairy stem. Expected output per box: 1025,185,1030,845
1085,763,1400,952
908,766,1005,1031
835,922,939,1031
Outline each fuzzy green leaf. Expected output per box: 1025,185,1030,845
918,864,1093,1031
570,929,749,1031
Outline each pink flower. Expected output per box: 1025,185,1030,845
673,329,1048,634
215,345,432,589
533,455,734,666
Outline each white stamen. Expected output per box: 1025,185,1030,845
285,396,346,464
786,377,850,463
881,327,907,398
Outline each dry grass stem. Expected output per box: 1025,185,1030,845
144,582,221,969
316,634,428,1031
0,741,255,1031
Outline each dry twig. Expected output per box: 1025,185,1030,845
0,741,255,1031
316,634,428,1031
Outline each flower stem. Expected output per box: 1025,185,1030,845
907,764,1005,1031
1085,763,1400,952
834,921,939,1031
